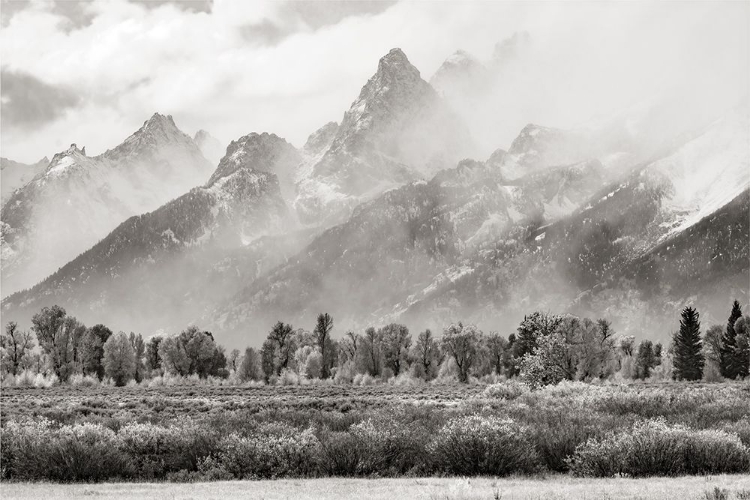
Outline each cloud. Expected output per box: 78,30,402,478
0,69,81,130
129,0,212,14
1,0,97,31
0,1,747,163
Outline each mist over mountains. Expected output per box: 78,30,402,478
1,114,213,295
1,44,748,349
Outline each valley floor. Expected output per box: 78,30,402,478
3,475,750,500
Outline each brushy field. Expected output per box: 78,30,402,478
1,381,750,483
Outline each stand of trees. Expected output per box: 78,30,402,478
2,300,748,387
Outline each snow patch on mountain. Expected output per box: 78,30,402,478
649,110,749,237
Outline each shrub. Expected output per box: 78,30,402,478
7,370,39,387
353,373,377,386
347,416,427,475
276,368,303,386
117,420,218,478
483,380,529,400
209,423,320,478
723,418,750,446
316,430,362,476
568,418,750,477
69,374,100,387
33,372,59,388
2,419,132,481
428,414,541,476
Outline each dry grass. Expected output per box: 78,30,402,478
3,475,750,500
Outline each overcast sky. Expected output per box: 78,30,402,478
1,0,748,163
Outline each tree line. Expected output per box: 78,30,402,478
2,301,748,386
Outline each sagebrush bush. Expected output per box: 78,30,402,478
2,419,132,481
347,416,428,475
207,423,319,479
69,374,100,387
117,419,219,478
316,430,362,476
428,414,541,476
483,380,529,400
568,418,750,477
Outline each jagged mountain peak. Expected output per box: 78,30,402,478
40,143,91,178
508,124,559,154
303,122,338,155
103,112,197,161
492,31,531,67
363,48,428,98
429,49,488,97
194,129,213,143
377,48,416,73
207,132,300,188
143,112,178,131
64,143,86,156
334,47,438,146
295,47,474,225
444,50,482,68
193,129,225,166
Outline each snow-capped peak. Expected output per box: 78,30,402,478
334,48,434,146
143,112,178,132
207,132,299,188
377,48,418,77
42,144,89,177
102,112,199,163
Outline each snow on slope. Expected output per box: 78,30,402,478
648,109,750,237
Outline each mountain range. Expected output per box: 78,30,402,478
1,46,747,348
1,114,213,295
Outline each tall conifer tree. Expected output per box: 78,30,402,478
673,306,704,381
720,300,743,378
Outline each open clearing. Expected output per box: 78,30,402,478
4,475,750,500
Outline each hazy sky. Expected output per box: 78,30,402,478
1,0,747,163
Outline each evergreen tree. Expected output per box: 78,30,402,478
720,300,743,378
672,306,704,381
732,316,750,378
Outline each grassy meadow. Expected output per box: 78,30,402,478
3,475,750,500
